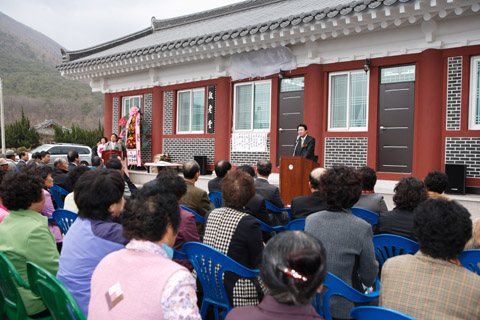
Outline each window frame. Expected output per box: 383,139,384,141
176,88,206,134
469,55,480,130
121,95,143,118
327,70,369,132
233,80,272,133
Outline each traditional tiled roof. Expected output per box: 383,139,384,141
58,0,412,70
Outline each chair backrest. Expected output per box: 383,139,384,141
173,249,187,260
208,191,222,208
315,272,380,320
49,185,70,209
351,306,416,320
53,209,78,235
459,249,480,275
351,207,379,227
372,234,420,267
183,242,259,319
285,218,306,231
265,200,292,221
0,251,30,320
180,205,205,224
27,262,86,320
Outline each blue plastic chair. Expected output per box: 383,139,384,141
183,242,259,320
173,249,187,260
53,209,78,235
459,249,480,275
49,185,70,209
180,205,205,224
372,234,419,267
208,191,222,208
265,200,292,221
351,207,379,227
0,251,51,320
284,218,305,231
314,272,379,320
351,306,415,320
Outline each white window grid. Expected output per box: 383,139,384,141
327,70,369,132
233,80,272,132
176,88,205,134
122,95,143,118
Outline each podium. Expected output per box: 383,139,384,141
101,150,122,164
280,156,319,206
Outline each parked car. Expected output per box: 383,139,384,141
29,143,92,166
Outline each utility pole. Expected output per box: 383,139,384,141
0,78,4,155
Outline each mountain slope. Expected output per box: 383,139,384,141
0,12,104,129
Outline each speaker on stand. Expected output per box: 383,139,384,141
445,164,467,195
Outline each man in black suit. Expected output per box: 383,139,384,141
208,159,231,192
255,160,284,208
67,150,80,173
290,167,327,220
52,158,73,192
293,123,316,161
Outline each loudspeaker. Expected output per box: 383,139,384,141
445,164,466,195
194,156,207,175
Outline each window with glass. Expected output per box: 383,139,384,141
177,89,205,133
470,56,480,130
328,70,368,131
122,95,143,117
234,80,271,131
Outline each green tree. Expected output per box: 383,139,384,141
3,107,40,148
54,121,104,147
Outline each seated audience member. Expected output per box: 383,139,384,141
89,156,104,169
180,160,211,216
153,169,200,271
424,170,450,200
237,165,277,231
290,167,327,220
465,218,480,250
57,169,127,317
208,159,231,192
305,166,378,320
227,231,326,320
353,166,388,213
38,151,50,168
203,170,264,307
380,199,480,319
52,157,73,192
106,157,132,199
255,159,284,208
15,151,29,171
34,166,63,250
0,158,10,171
0,170,59,318
67,150,80,173
0,170,7,222
376,177,427,240
27,151,41,166
88,186,201,319
63,166,91,213
5,150,16,170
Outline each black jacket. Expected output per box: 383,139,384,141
290,191,327,220
293,135,316,161
52,168,73,192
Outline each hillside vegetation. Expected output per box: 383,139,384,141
0,12,104,129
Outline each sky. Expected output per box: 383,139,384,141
0,0,241,50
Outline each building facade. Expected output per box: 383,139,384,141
58,0,480,192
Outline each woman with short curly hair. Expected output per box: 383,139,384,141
88,185,201,319
0,171,59,318
377,176,428,240
305,165,378,320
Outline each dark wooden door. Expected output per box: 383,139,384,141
377,82,415,173
278,89,304,165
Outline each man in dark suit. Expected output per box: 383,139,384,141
290,167,327,220
293,123,316,161
52,158,73,192
208,159,231,192
179,160,211,217
255,160,284,208
67,150,80,173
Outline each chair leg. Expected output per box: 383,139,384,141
200,301,208,319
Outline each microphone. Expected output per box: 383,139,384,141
293,136,301,156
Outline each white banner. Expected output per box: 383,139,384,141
231,133,267,152
127,150,137,166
